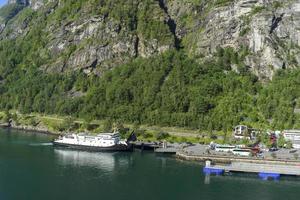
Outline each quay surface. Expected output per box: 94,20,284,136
155,146,179,154
154,143,196,154
177,144,300,163
176,151,300,165
176,144,300,176
131,141,300,176
155,147,178,153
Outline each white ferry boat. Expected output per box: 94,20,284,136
53,132,134,151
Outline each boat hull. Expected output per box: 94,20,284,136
53,141,133,152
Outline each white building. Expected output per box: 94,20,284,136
282,130,300,148
233,125,258,140
234,125,249,139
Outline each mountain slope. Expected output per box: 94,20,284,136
1,0,175,75
1,0,300,78
0,0,299,131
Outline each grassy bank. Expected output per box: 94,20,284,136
0,110,292,148
0,110,235,144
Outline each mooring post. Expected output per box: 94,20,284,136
163,141,167,149
205,160,211,167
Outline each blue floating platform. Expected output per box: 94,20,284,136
203,167,224,175
258,172,280,180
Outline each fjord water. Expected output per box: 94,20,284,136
1,129,300,200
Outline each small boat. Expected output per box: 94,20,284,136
53,132,134,152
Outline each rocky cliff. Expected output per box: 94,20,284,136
1,0,300,79
162,0,300,79
8,0,44,9
1,0,176,75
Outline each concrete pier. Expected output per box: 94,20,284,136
176,146,300,177
208,162,300,176
154,143,191,154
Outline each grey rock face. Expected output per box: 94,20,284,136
7,0,47,10
0,17,5,33
0,0,174,75
244,0,300,78
29,0,45,10
44,14,171,74
8,0,28,5
31,0,174,74
173,0,300,79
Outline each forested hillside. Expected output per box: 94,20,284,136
0,0,299,132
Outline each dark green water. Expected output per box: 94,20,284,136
1,128,300,200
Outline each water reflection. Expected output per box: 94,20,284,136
204,174,211,184
54,149,130,171
29,143,53,146
204,173,300,186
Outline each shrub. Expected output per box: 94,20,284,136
155,131,170,141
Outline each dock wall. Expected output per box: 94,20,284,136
176,151,300,166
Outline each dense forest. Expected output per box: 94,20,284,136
0,47,299,131
0,0,299,132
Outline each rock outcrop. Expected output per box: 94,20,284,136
1,0,175,75
29,0,45,10
153,0,300,79
169,0,300,79
8,0,44,9
8,0,28,5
